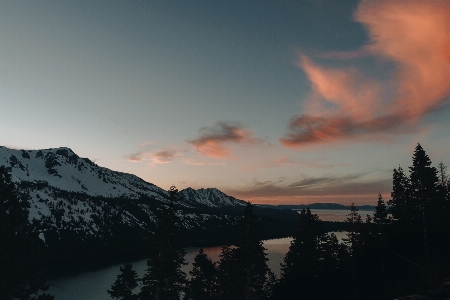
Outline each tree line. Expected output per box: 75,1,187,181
108,144,450,300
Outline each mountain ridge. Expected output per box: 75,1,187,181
0,146,296,262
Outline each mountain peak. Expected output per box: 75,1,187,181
0,146,246,209
179,187,245,208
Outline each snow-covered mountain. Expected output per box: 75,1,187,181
0,146,258,255
0,146,245,208
179,187,246,208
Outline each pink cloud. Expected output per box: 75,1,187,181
187,121,262,158
281,0,450,148
356,0,450,118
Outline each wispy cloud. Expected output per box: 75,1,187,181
281,0,450,148
243,156,349,171
187,121,263,158
127,152,144,162
278,156,350,169
225,171,392,204
151,149,181,164
126,143,185,165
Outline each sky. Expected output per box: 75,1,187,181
1,0,450,205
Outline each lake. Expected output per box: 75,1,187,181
47,208,374,299
48,238,292,300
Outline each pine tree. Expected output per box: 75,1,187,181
373,193,389,299
344,203,362,249
435,162,450,245
437,162,448,190
108,263,139,300
388,166,410,221
373,193,388,227
0,165,54,300
274,208,324,300
185,248,217,300
234,202,272,300
409,144,439,264
316,233,349,300
217,245,240,300
216,203,272,300
409,144,438,212
139,186,186,300
343,203,364,300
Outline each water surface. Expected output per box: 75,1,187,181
48,238,292,300
48,208,369,299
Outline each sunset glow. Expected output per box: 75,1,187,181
1,0,450,205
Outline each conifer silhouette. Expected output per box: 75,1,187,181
274,208,324,300
185,248,217,300
139,186,186,300
108,263,139,300
0,165,53,300
217,202,273,300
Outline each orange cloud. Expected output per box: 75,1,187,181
281,0,450,148
187,121,262,158
356,0,450,118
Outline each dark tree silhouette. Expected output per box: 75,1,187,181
383,144,450,295
217,245,239,300
0,165,53,300
185,248,217,300
408,144,440,265
139,186,186,300
373,193,389,299
217,202,273,300
344,203,363,249
273,208,324,300
343,203,364,300
316,233,349,300
389,166,410,221
108,263,139,300
234,202,273,300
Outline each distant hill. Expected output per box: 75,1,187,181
259,203,377,211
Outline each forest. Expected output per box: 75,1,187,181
1,143,450,300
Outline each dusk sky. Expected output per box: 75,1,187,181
1,0,450,205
